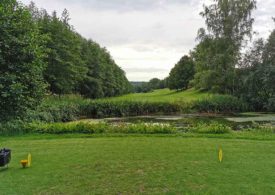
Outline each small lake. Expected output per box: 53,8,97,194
107,113,274,122
80,113,275,130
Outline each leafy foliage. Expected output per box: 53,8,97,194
28,3,131,98
0,0,47,121
236,27,275,111
193,94,249,113
192,0,256,94
24,122,176,135
131,78,167,93
168,56,195,90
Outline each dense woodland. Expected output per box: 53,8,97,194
0,0,274,122
0,0,131,120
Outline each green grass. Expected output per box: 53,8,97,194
101,88,212,102
43,89,211,105
1,135,275,194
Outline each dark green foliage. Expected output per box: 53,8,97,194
192,0,256,94
148,78,162,90
131,78,167,93
168,56,195,90
0,0,47,121
80,101,182,118
0,120,28,136
27,104,81,122
131,82,149,93
236,28,275,111
191,38,236,93
28,3,131,98
193,95,249,113
79,40,131,98
40,11,86,94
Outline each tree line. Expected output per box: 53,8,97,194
0,0,131,120
149,0,274,112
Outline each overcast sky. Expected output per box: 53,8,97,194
20,0,275,81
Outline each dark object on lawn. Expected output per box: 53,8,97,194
0,148,11,167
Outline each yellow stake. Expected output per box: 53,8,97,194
218,148,223,162
27,153,32,167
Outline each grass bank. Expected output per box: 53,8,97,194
28,89,248,123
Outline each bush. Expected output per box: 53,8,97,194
81,101,182,118
193,95,249,113
26,104,81,123
0,120,28,136
25,122,177,134
266,97,275,112
244,124,275,134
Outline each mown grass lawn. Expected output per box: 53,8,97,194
103,88,211,102
44,88,211,106
1,135,275,194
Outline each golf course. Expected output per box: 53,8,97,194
1,89,275,194
1,0,275,194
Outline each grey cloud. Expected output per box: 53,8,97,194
64,0,195,11
124,67,168,73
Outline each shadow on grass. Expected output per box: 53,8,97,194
0,166,10,172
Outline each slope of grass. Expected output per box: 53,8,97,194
1,136,275,194
101,88,212,102
43,89,211,105
44,89,211,105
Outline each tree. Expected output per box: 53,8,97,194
236,21,275,111
28,3,131,98
41,11,87,94
193,0,257,94
236,39,266,110
261,26,275,111
168,56,195,90
148,78,161,90
0,0,46,121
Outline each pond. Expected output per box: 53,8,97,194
76,113,275,132
99,113,275,130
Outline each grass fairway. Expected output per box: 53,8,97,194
101,88,211,102
1,136,275,194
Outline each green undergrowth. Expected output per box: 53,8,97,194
1,119,274,140
26,122,177,134
26,89,248,123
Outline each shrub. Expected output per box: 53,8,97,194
0,120,28,136
193,95,249,113
26,104,82,123
266,97,275,112
81,101,181,118
244,124,275,134
25,122,177,135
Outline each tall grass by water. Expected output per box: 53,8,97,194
30,89,248,123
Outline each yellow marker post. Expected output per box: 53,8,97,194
218,148,223,163
27,153,32,167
